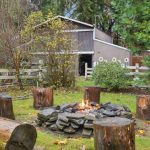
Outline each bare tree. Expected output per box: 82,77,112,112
23,11,76,88
0,0,30,90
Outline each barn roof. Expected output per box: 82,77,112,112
35,15,94,29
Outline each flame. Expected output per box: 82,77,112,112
79,99,85,109
78,99,100,111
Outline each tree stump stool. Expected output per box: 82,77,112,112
84,86,101,103
93,117,135,150
5,124,37,150
136,95,150,120
0,94,15,120
32,87,54,109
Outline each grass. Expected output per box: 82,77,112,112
1,77,150,150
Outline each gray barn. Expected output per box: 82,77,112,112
33,16,131,75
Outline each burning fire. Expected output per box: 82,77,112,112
78,99,100,110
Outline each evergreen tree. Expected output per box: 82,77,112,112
111,0,150,54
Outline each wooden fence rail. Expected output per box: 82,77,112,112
0,69,45,80
85,63,149,79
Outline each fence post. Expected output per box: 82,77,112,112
135,63,139,73
85,63,88,79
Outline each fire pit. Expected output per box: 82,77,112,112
36,100,132,137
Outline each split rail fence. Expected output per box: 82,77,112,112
85,63,149,79
0,68,46,87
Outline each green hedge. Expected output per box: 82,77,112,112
92,62,130,90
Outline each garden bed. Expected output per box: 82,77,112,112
101,86,150,95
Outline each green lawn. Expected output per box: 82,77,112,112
1,77,150,150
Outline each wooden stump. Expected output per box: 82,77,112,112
93,117,135,150
32,87,54,109
5,124,37,150
136,95,150,120
84,86,100,103
0,94,15,120
0,117,37,150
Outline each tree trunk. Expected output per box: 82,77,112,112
93,117,135,150
136,95,150,120
0,94,15,120
32,87,54,109
16,69,24,90
84,86,101,103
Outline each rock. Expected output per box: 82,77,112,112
64,108,73,113
37,116,46,122
100,102,111,109
70,119,85,125
56,120,65,130
38,108,59,121
71,123,80,129
84,120,93,129
85,114,96,121
102,110,116,117
95,113,105,119
115,110,121,116
120,111,132,119
35,119,42,126
106,103,121,111
82,128,93,137
60,103,78,111
49,124,58,131
43,122,53,127
58,120,70,127
97,108,105,114
64,126,76,134
58,114,69,123
66,113,85,119
48,116,58,122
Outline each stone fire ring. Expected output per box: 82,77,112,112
36,102,132,137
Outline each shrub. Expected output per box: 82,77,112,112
143,56,150,84
92,62,130,90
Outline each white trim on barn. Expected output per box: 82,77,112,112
76,51,94,54
63,29,94,32
35,15,94,29
31,51,94,55
56,16,94,27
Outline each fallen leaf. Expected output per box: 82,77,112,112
53,139,68,145
137,129,145,135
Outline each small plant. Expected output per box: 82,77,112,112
92,62,130,90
